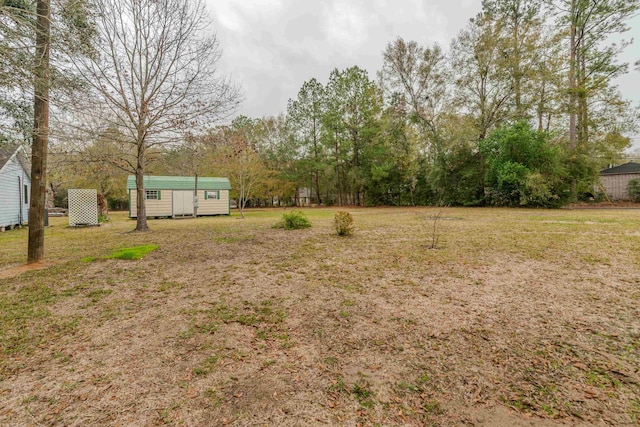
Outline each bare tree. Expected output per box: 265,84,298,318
379,37,448,146
206,120,271,219
420,209,445,250
71,0,239,231
450,17,513,141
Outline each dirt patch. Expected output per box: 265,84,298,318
568,201,640,209
0,208,639,426
0,261,58,280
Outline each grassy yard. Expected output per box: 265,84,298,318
0,207,639,426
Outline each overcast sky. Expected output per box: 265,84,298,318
206,0,640,149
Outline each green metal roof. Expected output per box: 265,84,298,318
127,175,231,190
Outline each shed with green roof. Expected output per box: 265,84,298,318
126,175,231,218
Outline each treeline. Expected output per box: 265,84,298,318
48,0,639,209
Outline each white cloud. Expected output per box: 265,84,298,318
210,0,284,33
202,0,638,148
321,2,369,51
204,0,484,118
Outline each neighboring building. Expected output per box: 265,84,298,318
297,188,312,207
0,144,31,229
599,162,640,200
127,175,231,218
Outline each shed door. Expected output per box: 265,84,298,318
172,191,194,216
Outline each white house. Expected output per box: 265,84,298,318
0,143,31,230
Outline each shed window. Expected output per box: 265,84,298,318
24,184,28,204
205,190,219,200
145,190,160,200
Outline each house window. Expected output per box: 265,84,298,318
145,190,159,200
24,185,28,204
205,191,219,200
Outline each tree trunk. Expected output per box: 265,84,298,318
135,151,149,231
537,81,545,132
568,1,578,201
239,184,246,219
513,13,522,118
314,170,321,205
312,121,322,205
576,35,584,149
337,164,342,206
569,2,577,150
352,131,360,206
335,133,342,206
193,173,198,218
27,0,51,264
579,45,588,148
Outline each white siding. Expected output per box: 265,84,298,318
0,156,30,228
129,190,173,217
198,190,229,215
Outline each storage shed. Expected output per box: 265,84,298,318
0,143,31,229
127,175,231,218
599,162,640,200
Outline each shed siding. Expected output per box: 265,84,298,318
129,190,174,217
0,156,30,228
198,190,229,215
129,189,230,217
600,174,639,201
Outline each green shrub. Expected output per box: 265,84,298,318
273,210,311,230
334,211,354,236
522,172,560,207
479,120,568,207
628,179,640,202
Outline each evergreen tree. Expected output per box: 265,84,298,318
287,79,326,204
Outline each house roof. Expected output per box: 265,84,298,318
600,162,640,176
127,175,231,190
0,143,30,176
0,143,19,170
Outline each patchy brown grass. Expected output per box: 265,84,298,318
1,208,639,426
